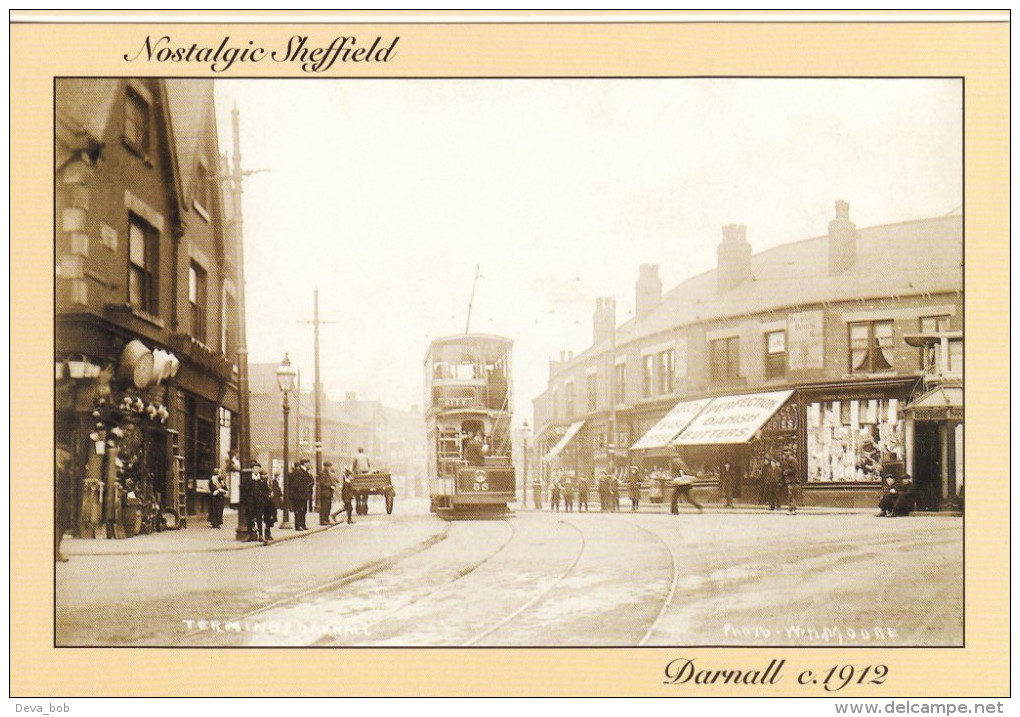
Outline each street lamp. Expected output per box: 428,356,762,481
276,354,297,529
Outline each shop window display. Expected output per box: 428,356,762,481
806,399,904,482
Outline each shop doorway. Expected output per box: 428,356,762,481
914,421,942,511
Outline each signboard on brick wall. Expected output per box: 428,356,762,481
788,310,824,370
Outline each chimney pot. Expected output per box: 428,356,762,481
828,199,858,274
717,224,752,292
593,295,617,345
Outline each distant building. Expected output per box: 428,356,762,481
247,372,425,496
55,79,244,534
533,202,962,509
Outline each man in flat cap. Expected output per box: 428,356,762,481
245,460,271,542
317,461,338,526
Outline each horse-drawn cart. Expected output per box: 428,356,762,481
350,472,395,515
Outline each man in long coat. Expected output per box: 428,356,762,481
289,458,314,530
245,461,271,542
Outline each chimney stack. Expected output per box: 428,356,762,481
717,224,753,292
635,264,662,318
593,296,617,345
828,200,858,274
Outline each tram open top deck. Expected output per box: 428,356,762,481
424,334,516,517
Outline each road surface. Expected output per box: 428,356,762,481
56,502,962,647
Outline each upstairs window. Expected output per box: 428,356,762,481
564,382,575,418
128,214,158,314
849,320,894,373
710,336,741,381
919,315,951,370
614,363,626,405
765,330,787,379
642,355,655,398
658,349,676,394
124,86,151,157
189,262,208,343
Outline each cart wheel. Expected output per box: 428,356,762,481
385,494,394,514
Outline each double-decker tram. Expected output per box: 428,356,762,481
424,334,515,517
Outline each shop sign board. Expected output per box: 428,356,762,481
631,397,711,451
787,310,824,370
543,420,586,461
672,389,795,445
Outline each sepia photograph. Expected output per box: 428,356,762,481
54,75,965,649
11,10,1009,703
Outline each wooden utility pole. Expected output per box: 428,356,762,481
299,289,335,480
230,105,253,541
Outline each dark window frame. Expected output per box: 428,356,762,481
919,315,951,370
848,320,894,374
658,349,676,394
128,213,159,315
710,336,741,381
614,362,626,405
123,85,152,158
642,354,655,398
764,330,787,379
189,261,208,343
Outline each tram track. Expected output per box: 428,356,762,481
174,520,453,646
311,518,518,646
632,520,682,646
461,518,586,646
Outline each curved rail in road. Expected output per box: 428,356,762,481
462,518,587,647
632,521,682,646
312,518,519,646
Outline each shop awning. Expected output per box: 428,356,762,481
543,420,586,461
672,389,796,446
630,398,713,451
905,386,963,420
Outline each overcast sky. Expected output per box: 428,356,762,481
214,78,961,423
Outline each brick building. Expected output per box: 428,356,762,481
55,79,244,534
247,367,426,498
533,202,963,509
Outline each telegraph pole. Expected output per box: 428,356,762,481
230,105,253,541
299,289,336,481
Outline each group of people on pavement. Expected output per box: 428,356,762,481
876,474,916,517
217,447,372,544
760,450,801,514
539,460,707,514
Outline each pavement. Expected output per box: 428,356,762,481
57,496,941,558
58,507,344,557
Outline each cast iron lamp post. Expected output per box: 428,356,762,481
276,354,297,529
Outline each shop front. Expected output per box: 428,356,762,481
904,385,963,512
56,332,180,539
798,378,913,508
541,419,586,481
672,389,797,504
56,317,239,538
